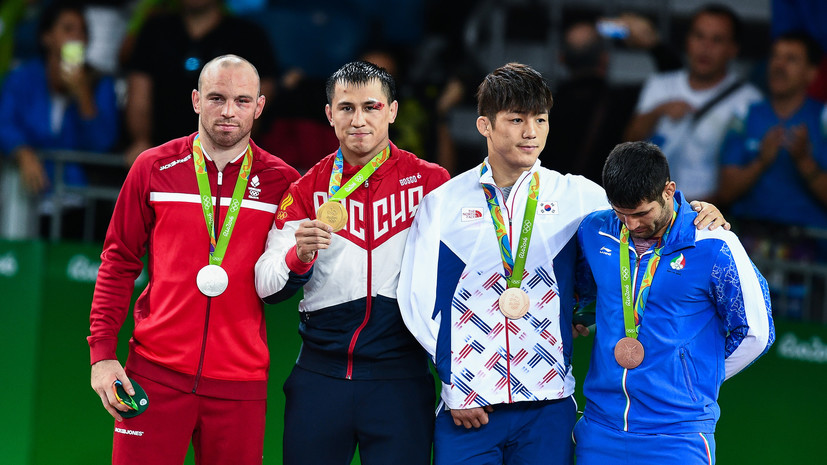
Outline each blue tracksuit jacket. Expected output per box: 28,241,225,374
575,192,775,434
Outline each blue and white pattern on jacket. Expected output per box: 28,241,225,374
575,191,774,434
399,159,608,409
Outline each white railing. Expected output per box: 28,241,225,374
0,150,127,242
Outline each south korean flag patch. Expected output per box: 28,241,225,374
538,201,558,215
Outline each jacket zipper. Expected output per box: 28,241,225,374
620,246,644,429
680,348,698,402
193,168,223,392
346,179,372,380
499,174,529,404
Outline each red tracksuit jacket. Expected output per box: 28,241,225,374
89,133,299,400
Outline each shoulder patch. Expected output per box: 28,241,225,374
276,193,294,221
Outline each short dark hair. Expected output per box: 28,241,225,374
602,141,671,209
325,61,396,105
37,0,88,56
476,63,553,125
690,3,742,44
776,31,823,66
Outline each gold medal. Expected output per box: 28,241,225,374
614,337,644,369
316,201,348,232
498,287,530,319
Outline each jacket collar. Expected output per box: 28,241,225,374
477,157,541,188
661,191,699,254
602,191,697,254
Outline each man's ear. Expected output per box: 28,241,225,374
663,180,677,202
388,100,399,124
476,116,491,137
192,89,200,114
254,94,266,119
325,104,333,126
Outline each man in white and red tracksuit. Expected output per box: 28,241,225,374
255,61,450,465
88,55,300,465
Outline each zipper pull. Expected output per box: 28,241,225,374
364,180,369,188
217,171,223,186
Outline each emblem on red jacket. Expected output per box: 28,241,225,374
277,193,294,220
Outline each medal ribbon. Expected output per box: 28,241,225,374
192,134,252,265
327,145,391,201
618,205,678,338
479,163,539,288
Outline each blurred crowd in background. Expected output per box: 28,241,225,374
2,0,826,320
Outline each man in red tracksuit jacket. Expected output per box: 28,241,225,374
88,55,299,465
255,61,450,465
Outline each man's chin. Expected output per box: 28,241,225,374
207,130,246,148
345,141,376,157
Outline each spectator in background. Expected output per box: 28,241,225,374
624,3,761,203
545,15,680,183
413,0,485,175
719,32,827,229
772,0,827,102
0,0,118,237
122,0,277,165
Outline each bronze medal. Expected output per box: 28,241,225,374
498,287,530,319
614,337,644,369
316,201,348,232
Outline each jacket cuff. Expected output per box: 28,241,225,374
89,338,119,365
286,244,315,274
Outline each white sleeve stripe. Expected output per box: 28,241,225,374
398,193,442,359
254,219,303,298
699,232,771,379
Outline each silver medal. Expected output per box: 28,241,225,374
196,264,229,297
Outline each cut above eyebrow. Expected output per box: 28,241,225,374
339,99,384,104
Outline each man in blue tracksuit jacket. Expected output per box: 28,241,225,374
574,141,775,465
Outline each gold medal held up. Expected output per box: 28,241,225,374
316,201,348,232
498,287,530,319
614,336,644,369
